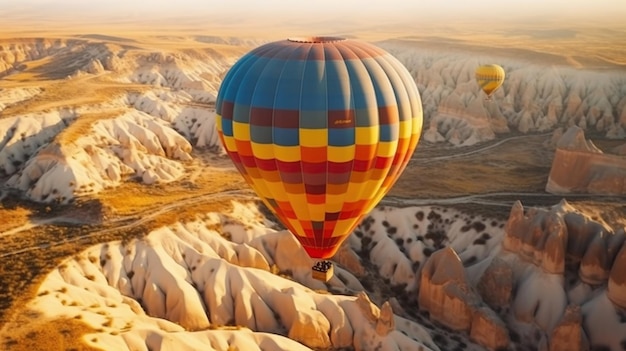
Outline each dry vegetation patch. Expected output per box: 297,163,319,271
1,311,99,351
96,168,246,218
1,68,149,118
146,200,237,229
56,109,126,145
391,134,553,198
0,206,31,233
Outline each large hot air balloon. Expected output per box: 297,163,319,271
216,36,423,281
475,64,505,100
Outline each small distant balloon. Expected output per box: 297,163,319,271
475,64,505,100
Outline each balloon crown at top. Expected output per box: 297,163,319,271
287,36,346,43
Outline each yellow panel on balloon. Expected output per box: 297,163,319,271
265,181,289,202
251,142,274,159
364,192,386,213
249,179,272,198
413,115,423,129
362,179,386,198
286,217,304,236
289,193,311,220
376,141,399,157
300,129,328,147
233,121,250,141
344,180,368,200
307,203,326,222
333,219,357,237
223,136,237,152
324,194,345,213
355,126,378,144
328,145,355,163
398,120,413,138
274,145,302,162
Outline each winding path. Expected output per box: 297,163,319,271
412,133,552,162
0,189,257,259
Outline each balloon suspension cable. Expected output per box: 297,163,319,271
311,260,334,282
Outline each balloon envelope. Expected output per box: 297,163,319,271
475,64,505,98
216,37,423,259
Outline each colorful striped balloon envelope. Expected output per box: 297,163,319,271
216,37,423,259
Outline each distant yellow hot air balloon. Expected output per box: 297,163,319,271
475,64,505,100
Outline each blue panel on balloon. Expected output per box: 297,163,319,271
273,127,299,146
236,57,271,106
233,104,250,123
275,60,306,111
379,124,399,142
329,128,355,146
251,126,273,144
221,118,233,136
300,60,327,111
344,60,376,111
221,54,259,104
325,59,351,111
251,59,284,109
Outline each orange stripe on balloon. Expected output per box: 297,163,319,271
235,140,253,156
306,193,326,205
301,146,327,163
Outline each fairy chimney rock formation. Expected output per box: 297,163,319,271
549,304,590,351
503,201,566,274
333,242,366,277
418,247,479,331
555,126,602,152
375,302,395,336
418,247,511,350
546,125,626,195
607,243,626,308
354,293,395,341
579,233,611,285
470,307,511,350
503,199,626,289
275,287,332,349
477,257,513,309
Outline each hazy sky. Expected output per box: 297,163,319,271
6,0,626,19
4,0,626,40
